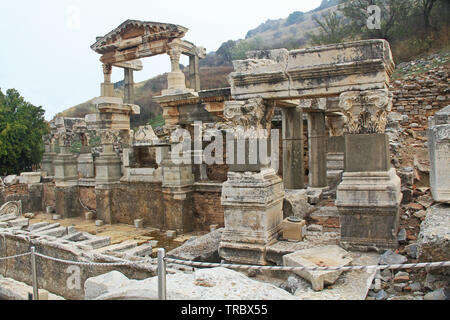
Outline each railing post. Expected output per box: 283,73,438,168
157,248,167,300
30,247,39,300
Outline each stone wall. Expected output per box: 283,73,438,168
111,182,165,228
78,186,96,211
390,65,449,127
0,230,157,300
192,186,224,231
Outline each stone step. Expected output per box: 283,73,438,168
79,236,111,249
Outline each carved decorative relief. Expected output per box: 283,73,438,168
223,97,274,131
339,89,392,134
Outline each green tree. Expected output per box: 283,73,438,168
309,11,348,45
338,0,413,41
0,88,49,175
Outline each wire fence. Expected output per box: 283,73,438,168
1,247,449,300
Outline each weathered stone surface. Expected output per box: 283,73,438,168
337,167,402,250
84,270,131,300
283,189,312,219
0,201,22,222
0,277,63,300
379,250,407,265
168,228,223,262
417,203,450,266
87,267,295,300
19,172,42,184
283,245,353,291
3,175,18,186
281,218,306,241
6,218,29,228
427,108,450,202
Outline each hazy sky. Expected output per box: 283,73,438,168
0,0,322,120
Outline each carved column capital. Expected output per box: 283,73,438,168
339,89,392,134
223,97,274,131
102,63,112,83
168,46,182,72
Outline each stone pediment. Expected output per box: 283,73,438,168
91,20,188,63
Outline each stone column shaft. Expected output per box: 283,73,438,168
282,107,304,189
308,112,327,188
123,68,134,104
189,55,200,91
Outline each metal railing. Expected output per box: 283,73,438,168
0,247,449,300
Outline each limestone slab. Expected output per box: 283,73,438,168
283,245,353,291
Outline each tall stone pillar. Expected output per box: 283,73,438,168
161,137,195,233
101,63,114,97
307,112,327,188
54,133,80,218
336,89,402,250
189,55,200,92
282,106,304,189
326,114,345,192
95,131,122,224
427,105,450,203
41,135,56,176
123,68,134,104
219,98,285,265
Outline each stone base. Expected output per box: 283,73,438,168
336,168,402,250
55,186,81,218
77,153,94,179
427,123,450,203
162,186,194,234
219,168,284,265
54,153,78,187
95,147,122,188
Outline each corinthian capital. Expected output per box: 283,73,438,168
223,97,274,131
339,89,392,134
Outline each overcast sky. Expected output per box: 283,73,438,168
0,0,322,120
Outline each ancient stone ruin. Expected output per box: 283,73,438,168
1,19,449,301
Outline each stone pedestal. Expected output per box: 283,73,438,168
336,134,402,250
41,147,56,177
95,144,122,224
282,107,304,189
54,147,78,187
427,106,450,203
308,112,327,188
161,150,195,233
219,168,285,265
55,185,81,218
77,148,94,178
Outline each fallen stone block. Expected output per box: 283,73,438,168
417,203,450,270
27,222,50,232
281,217,306,241
85,267,295,300
0,213,20,223
84,271,131,300
283,189,313,219
85,211,94,220
166,230,176,238
30,223,60,233
80,236,111,249
96,240,137,254
283,245,353,291
3,175,19,186
52,214,61,220
306,188,323,205
36,226,67,237
167,228,223,263
7,218,29,228
379,250,407,265
19,172,41,184
123,243,153,258
0,222,8,228
134,219,144,229
61,231,87,242
95,220,104,227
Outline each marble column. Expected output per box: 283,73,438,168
219,98,284,265
282,106,304,189
307,112,327,188
101,63,114,97
326,114,345,192
336,89,402,250
189,55,200,92
123,68,134,104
